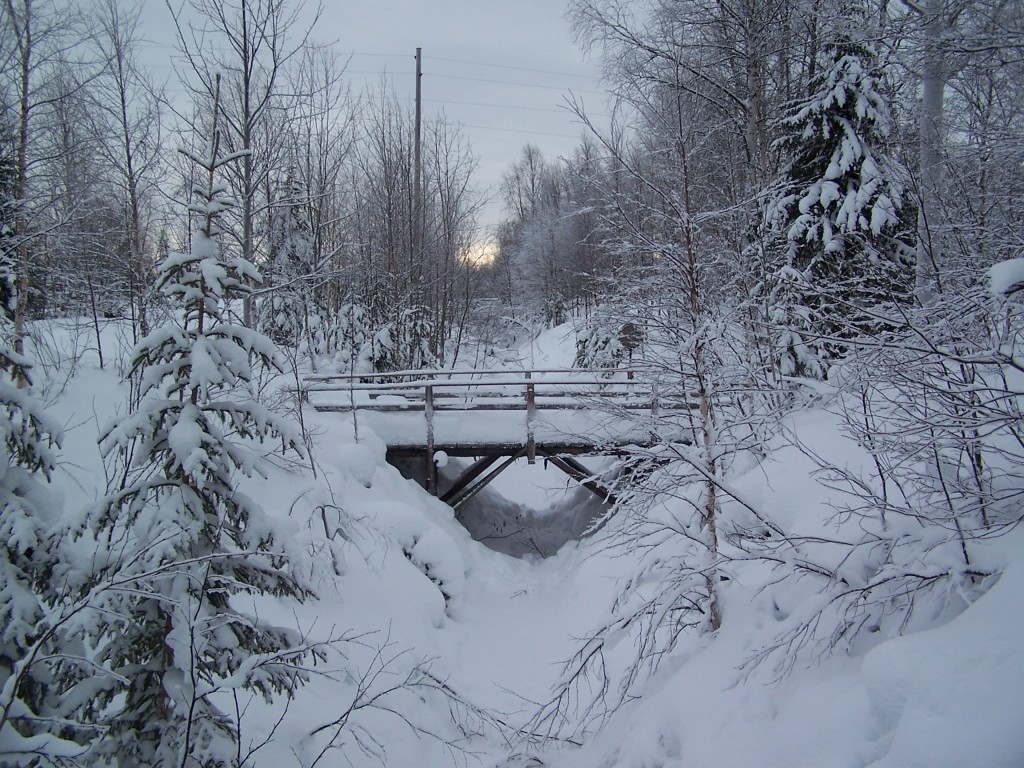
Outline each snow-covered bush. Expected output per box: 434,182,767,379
575,316,643,372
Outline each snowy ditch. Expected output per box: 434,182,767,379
390,452,616,558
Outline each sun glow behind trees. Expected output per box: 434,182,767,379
461,240,498,267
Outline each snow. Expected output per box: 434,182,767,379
9,318,1024,767
862,561,1024,768
989,257,1024,298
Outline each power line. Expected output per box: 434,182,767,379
459,123,584,140
409,55,597,81
347,114,584,140
340,51,410,59
432,56,597,81
148,60,602,96
420,97,608,119
150,84,609,122
426,72,602,94
344,69,600,94
339,51,599,81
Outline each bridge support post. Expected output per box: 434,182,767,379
525,373,536,465
425,384,437,495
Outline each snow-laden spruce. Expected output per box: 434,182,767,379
766,33,913,377
0,335,71,761
81,86,318,767
260,172,316,350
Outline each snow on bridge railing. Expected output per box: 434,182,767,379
301,368,657,403
303,366,639,383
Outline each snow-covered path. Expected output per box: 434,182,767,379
438,545,593,722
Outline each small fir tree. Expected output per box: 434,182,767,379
397,306,437,371
84,82,315,766
333,302,372,373
367,322,398,377
260,172,313,348
575,322,625,370
766,33,913,375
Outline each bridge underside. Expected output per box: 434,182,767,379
386,442,625,510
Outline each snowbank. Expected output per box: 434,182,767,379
863,561,1024,768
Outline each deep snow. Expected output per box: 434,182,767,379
28,319,1024,767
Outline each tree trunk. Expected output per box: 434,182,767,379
915,0,947,304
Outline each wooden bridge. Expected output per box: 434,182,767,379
304,368,689,509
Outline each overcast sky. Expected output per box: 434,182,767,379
141,0,607,236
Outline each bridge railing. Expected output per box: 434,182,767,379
302,368,666,410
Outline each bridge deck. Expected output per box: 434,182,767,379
352,407,664,455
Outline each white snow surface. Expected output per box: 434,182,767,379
989,257,1024,297
31,319,1024,767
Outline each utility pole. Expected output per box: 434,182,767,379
412,47,423,301
414,47,422,207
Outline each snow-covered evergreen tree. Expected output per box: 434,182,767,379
83,86,316,766
0,333,65,759
397,306,437,371
366,321,397,377
575,322,624,370
575,313,645,373
767,32,913,376
361,307,439,378
333,302,372,373
260,172,313,348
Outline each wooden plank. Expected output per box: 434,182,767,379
439,454,502,504
538,451,618,506
447,447,529,510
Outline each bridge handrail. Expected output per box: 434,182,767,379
303,367,641,382
302,370,688,419
303,368,650,394
303,377,646,393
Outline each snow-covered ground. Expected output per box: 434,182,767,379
31,319,1024,766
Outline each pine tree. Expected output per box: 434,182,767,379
766,32,913,375
84,82,316,766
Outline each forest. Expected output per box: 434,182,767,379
1,0,1022,765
